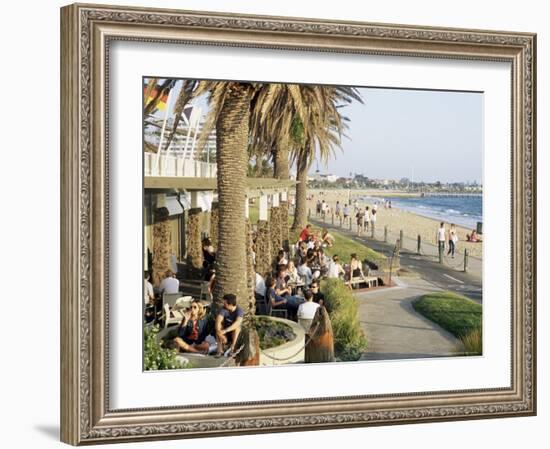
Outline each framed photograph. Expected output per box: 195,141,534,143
60,3,536,445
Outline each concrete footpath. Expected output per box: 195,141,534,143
356,277,464,360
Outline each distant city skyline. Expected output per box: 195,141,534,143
311,87,483,184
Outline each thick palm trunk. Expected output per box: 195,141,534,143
151,207,172,287
213,84,252,311
291,147,309,232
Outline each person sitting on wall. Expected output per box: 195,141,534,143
159,270,180,294
321,228,335,247
173,299,210,354
215,294,244,357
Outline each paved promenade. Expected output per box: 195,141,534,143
356,277,464,360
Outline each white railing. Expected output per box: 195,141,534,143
144,153,217,178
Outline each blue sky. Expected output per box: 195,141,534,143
147,80,483,184
332,87,483,183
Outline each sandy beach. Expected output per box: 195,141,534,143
306,188,483,259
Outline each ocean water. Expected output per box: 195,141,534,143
363,195,482,229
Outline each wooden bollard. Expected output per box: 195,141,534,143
340,216,343,227
305,306,334,363
371,223,375,239
399,230,404,250
464,249,469,272
384,226,388,242
308,209,311,219
349,217,352,230
417,235,422,254
331,213,334,225
235,326,260,366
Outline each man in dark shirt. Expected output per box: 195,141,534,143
215,293,244,357
310,281,325,306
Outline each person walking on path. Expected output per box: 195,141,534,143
448,223,458,258
335,201,341,218
355,208,365,236
436,222,446,255
343,204,350,224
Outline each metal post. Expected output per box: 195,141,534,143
399,230,404,250
464,249,469,272
384,226,388,243
417,235,421,255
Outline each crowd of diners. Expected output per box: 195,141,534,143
144,225,367,358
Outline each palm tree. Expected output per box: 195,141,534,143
290,86,362,231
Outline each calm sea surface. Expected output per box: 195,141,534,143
363,195,483,229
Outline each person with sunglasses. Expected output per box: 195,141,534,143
173,299,210,354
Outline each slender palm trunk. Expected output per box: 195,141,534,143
273,146,290,180
291,146,310,231
213,84,252,311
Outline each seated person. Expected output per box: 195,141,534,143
159,270,180,294
467,230,482,242
297,289,320,330
144,271,156,323
265,276,305,318
297,257,313,287
286,260,300,285
202,237,216,268
173,299,210,354
275,265,292,296
276,250,289,267
349,253,364,279
215,294,244,357
327,255,345,279
255,272,266,299
299,224,312,242
310,281,325,306
321,229,335,247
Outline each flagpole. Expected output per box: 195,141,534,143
153,84,175,175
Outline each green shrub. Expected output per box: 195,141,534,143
321,278,368,361
144,325,189,371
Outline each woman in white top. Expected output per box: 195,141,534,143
286,260,300,284
436,222,446,253
447,224,459,258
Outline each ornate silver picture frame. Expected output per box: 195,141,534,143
60,3,536,445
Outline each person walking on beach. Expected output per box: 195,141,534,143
335,201,341,218
370,206,377,232
364,206,371,233
436,222,446,255
448,224,458,258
